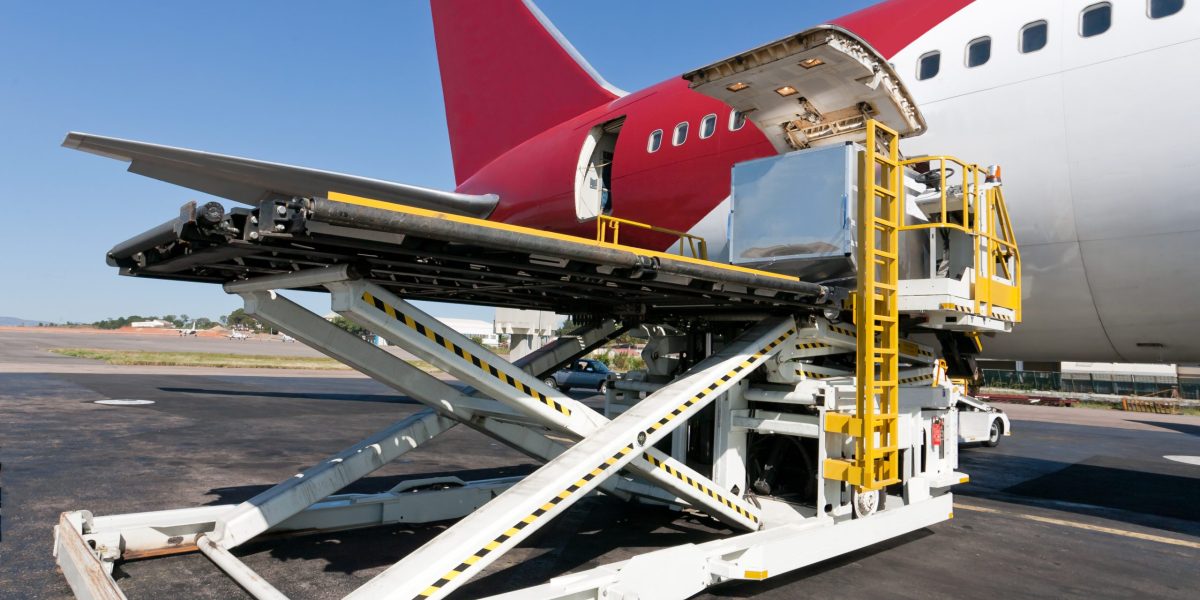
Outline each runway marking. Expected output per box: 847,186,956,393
955,503,1200,550
1164,455,1200,466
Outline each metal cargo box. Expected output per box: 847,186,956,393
729,143,859,281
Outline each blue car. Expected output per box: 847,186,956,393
545,358,610,394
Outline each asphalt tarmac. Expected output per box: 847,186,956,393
1,329,1197,599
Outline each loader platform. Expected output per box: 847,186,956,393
107,191,827,320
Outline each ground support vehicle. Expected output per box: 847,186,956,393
957,394,1011,446
54,118,1021,599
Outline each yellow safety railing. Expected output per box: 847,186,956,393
898,156,1022,322
596,214,709,260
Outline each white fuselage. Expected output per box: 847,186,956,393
890,0,1200,362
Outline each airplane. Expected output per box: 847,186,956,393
62,0,1200,364
176,320,197,336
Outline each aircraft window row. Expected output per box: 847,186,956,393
1081,3,1112,38
647,129,662,152
1021,20,1048,54
1151,0,1185,18
966,36,990,68
673,122,688,146
916,0,1185,81
647,110,746,153
700,113,717,139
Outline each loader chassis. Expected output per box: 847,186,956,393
54,121,1018,600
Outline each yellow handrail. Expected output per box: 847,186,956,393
898,156,1021,322
595,214,709,260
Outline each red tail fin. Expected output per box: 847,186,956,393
431,0,622,184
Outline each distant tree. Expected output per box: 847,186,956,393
93,315,145,329
193,317,217,329
556,319,577,336
225,308,262,331
329,315,371,338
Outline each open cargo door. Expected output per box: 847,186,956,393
683,26,925,152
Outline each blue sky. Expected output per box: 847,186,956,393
0,0,874,324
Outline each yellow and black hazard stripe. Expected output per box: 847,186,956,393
939,302,975,314
828,324,857,338
414,444,635,599
362,291,571,417
641,451,758,523
899,339,935,358
900,374,935,385
643,329,795,439
796,341,832,350
411,327,794,599
797,370,847,380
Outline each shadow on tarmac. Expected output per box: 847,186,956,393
1129,419,1200,438
160,386,420,405
202,465,540,505
959,449,1200,536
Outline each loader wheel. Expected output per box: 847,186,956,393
853,489,882,518
986,419,1003,447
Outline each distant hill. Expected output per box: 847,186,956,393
0,316,53,326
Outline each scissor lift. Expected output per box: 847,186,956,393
54,120,1019,600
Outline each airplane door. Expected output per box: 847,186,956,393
574,117,623,221
575,127,603,220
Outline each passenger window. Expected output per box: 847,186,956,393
700,114,717,139
729,110,746,131
673,122,688,146
966,36,991,67
647,129,662,153
917,51,940,80
1149,0,1184,18
1020,20,1048,53
1080,3,1112,37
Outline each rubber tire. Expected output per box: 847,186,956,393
599,381,608,395
985,418,1002,447
543,377,558,390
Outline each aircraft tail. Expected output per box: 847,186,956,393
431,0,623,184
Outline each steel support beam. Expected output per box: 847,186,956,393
210,409,455,549
504,319,625,380
345,315,796,600
331,281,764,530
233,292,644,514
196,535,289,600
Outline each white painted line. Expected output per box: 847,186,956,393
1164,455,1200,466
94,399,155,406
956,503,1200,550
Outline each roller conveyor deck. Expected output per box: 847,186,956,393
108,192,828,319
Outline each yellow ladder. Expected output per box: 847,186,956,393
825,120,902,491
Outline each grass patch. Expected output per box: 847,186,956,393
48,347,435,371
